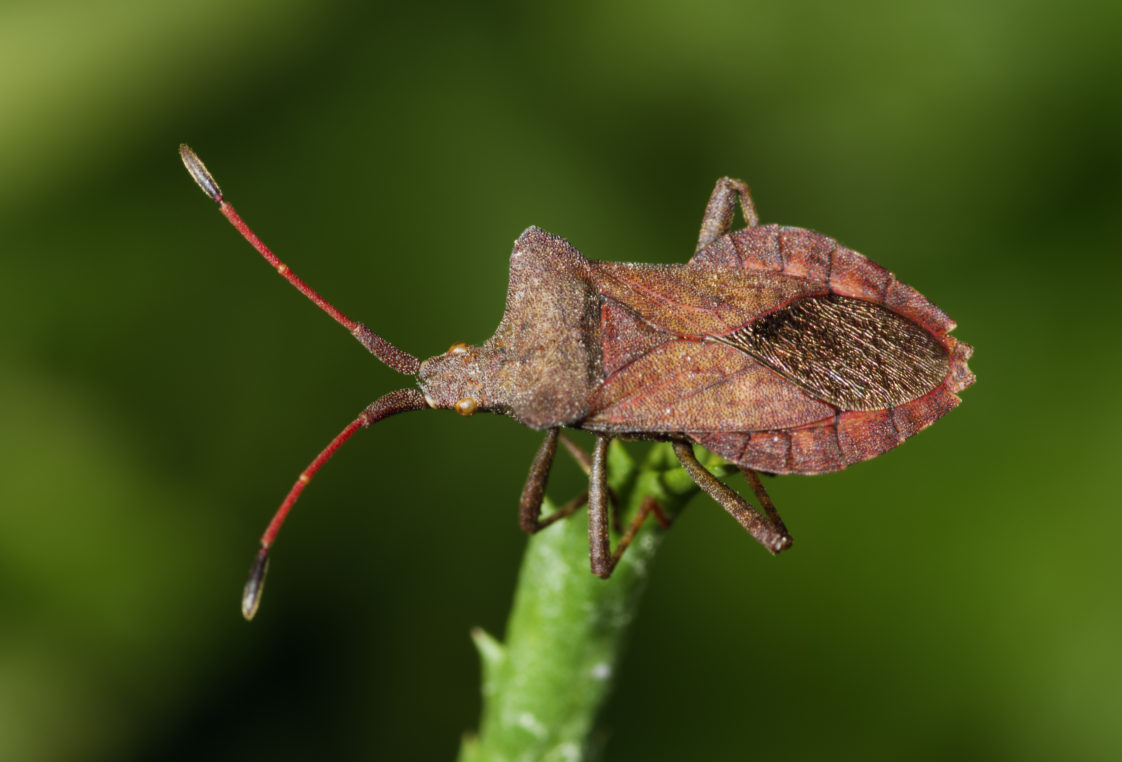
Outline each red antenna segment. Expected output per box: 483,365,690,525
179,144,419,375
180,145,429,619
240,389,427,620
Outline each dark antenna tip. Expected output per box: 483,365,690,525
179,144,223,202
242,547,270,621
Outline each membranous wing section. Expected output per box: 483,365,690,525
719,294,949,411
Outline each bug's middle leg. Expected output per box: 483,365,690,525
696,176,760,252
559,432,624,533
520,431,671,578
587,436,672,579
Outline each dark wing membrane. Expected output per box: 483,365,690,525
719,294,949,411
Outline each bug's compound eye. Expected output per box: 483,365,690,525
454,397,478,417
447,341,469,355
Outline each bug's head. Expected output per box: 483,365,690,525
418,341,494,416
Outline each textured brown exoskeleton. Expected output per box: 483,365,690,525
180,146,974,619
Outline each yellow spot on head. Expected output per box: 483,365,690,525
447,341,469,355
454,398,478,416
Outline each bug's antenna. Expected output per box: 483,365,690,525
241,388,429,620
179,144,420,376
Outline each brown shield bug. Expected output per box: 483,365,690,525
180,145,974,619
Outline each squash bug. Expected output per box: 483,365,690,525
179,146,974,619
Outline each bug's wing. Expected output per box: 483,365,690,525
587,236,973,475
691,224,959,338
592,260,828,338
588,297,971,474
588,301,834,433
684,382,965,475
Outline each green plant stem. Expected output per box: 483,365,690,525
458,441,731,762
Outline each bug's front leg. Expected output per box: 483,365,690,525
521,430,630,534
520,428,561,531
520,432,671,578
558,432,592,475
519,428,594,534
672,441,792,554
696,177,760,251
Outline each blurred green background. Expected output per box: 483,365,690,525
2,1,1119,760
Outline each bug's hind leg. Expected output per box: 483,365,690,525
742,469,790,540
696,177,760,251
672,441,793,554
